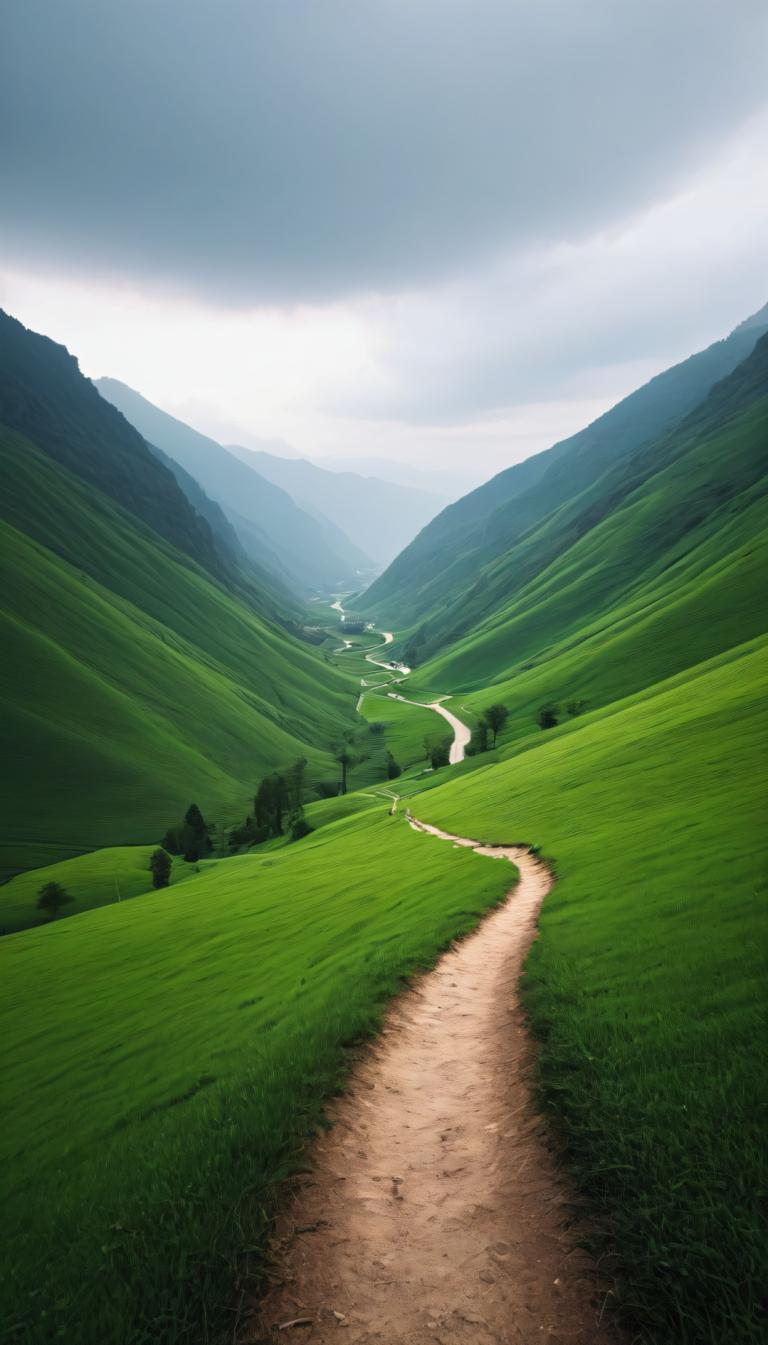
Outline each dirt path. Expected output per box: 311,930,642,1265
330,598,469,754
252,818,616,1344
389,693,471,764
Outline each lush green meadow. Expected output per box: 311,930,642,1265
1,808,512,1345
0,846,200,934
415,636,768,1343
357,687,444,770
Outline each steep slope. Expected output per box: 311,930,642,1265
365,302,768,626
228,444,447,565
0,419,358,877
96,378,372,589
0,311,224,578
146,440,303,622
406,333,768,721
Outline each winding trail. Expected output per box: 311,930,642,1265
332,597,465,753
389,693,471,765
254,818,615,1343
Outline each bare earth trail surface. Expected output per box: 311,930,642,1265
252,817,617,1344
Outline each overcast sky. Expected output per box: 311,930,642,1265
1,0,766,483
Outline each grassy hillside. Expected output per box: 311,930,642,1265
0,845,199,934
3,636,765,1344
401,330,768,721
96,378,371,589
1,808,512,1345
0,428,360,880
0,311,225,578
364,302,768,633
414,636,768,1344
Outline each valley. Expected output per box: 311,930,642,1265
1,306,766,1345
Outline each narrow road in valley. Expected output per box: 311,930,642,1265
332,597,465,756
254,818,616,1343
389,693,471,765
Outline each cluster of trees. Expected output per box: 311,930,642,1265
537,699,586,730
463,696,586,749
230,757,311,849
466,702,509,755
162,804,213,862
423,733,452,769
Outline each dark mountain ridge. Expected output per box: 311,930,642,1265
0,310,224,580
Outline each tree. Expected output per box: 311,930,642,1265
386,751,402,780
162,826,182,854
466,721,489,756
149,848,172,889
287,757,308,816
428,737,452,770
482,703,509,747
566,698,586,717
537,705,559,730
178,803,213,861
36,881,73,920
334,746,354,795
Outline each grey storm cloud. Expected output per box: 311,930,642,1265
2,0,767,305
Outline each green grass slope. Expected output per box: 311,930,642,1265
364,302,768,633
0,310,224,578
0,430,359,879
414,637,768,1343
406,331,768,731
0,846,199,934
1,807,512,1345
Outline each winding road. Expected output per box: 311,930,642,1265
255,819,617,1343
332,596,468,761
248,598,620,1342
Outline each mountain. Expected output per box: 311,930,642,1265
0,311,224,578
95,378,373,590
0,316,360,878
310,453,481,500
227,445,449,565
146,439,303,621
404,328,768,728
364,303,768,635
